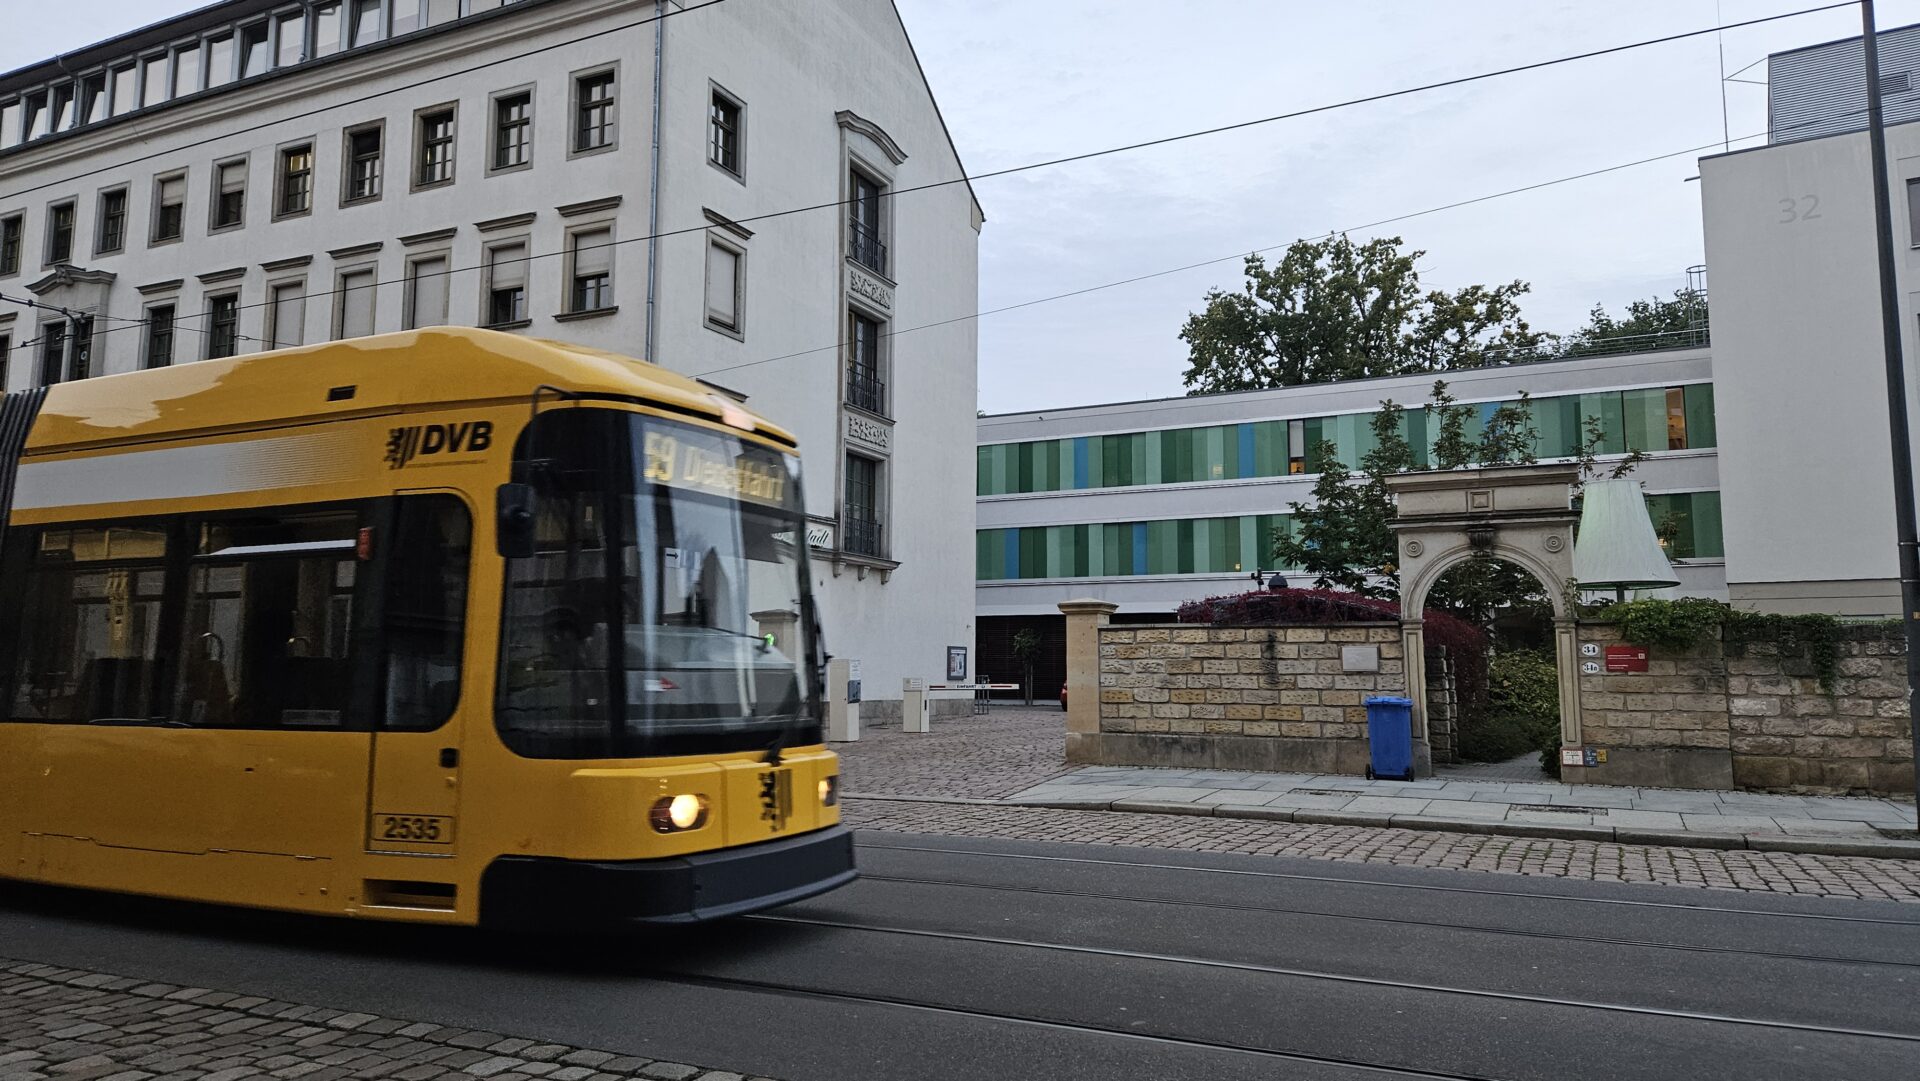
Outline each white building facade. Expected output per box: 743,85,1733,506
0,0,982,716
1700,22,1920,616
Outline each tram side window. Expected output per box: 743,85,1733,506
383,495,472,730
175,509,359,728
9,527,168,723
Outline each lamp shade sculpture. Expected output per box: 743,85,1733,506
1572,478,1680,601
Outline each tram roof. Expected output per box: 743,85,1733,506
26,327,797,451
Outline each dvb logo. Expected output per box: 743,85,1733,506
385,420,494,469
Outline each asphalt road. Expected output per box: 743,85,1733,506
3,830,1920,1080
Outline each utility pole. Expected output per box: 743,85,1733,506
1858,0,1920,819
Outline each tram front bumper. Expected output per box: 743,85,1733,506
479,824,857,927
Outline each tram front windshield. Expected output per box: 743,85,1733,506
496,408,821,758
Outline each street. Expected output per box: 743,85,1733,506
5,824,1919,1081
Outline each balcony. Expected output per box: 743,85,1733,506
846,365,885,415
844,517,883,557
849,220,887,276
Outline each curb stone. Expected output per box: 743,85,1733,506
994,797,1920,860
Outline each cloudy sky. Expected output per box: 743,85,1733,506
7,1,1917,412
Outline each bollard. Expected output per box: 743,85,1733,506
902,677,930,733
827,657,861,742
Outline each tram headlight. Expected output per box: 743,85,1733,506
649,794,709,833
819,775,839,807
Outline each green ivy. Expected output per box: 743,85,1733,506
1608,598,1847,693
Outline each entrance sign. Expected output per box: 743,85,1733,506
1604,645,1650,673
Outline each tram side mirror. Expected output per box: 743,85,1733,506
496,482,537,559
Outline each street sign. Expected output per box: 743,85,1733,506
1605,645,1649,673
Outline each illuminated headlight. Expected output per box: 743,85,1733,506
818,776,840,807
649,794,709,833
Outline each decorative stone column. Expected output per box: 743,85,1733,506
1400,619,1432,776
1058,598,1118,762
1553,616,1584,750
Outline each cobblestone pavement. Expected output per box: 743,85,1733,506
843,798,1920,901
836,707,1067,799
0,960,777,1081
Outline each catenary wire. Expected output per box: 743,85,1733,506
0,1,1852,358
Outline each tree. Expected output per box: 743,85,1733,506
1178,235,1547,394
1009,629,1041,707
1560,289,1707,356
1571,413,1647,493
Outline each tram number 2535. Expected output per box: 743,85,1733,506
374,814,454,844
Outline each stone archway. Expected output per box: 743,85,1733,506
1386,465,1582,776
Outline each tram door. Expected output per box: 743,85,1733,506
363,494,472,870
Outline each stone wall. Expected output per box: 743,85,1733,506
1573,622,1914,796
1426,646,1459,765
1075,623,1406,772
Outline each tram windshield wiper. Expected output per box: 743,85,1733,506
763,727,787,766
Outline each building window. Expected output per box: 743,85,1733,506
240,22,271,78
80,73,107,126
1287,419,1306,474
0,101,19,149
277,144,313,217
705,239,742,335
144,303,176,367
173,44,201,98
0,333,8,388
96,188,128,255
406,256,449,329
426,0,461,27
313,1,344,57
44,315,93,382
206,293,240,359
485,242,528,326
212,159,247,230
844,454,882,557
152,173,186,243
335,269,376,339
141,55,168,108
45,202,76,265
110,66,136,117
344,124,383,202
50,83,75,133
573,70,615,153
1,214,22,275
849,168,887,275
267,282,304,348
277,10,307,67
568,228,613,313
391,0,420,36
21,95,46,142
206,34,236,89
709,87,742,176
492,91,532,171
350,0,384,46
846,310,884,414
38,322,66,386
415,106,456,188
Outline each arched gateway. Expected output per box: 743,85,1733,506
1387,465,1582,776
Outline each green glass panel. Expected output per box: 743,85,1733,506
1621,388,1666,453
1015,442,1033,493
1692,491,1724,558
1403,409,1430,469
976,446,990,496
1128,433,1145,487
1254,420,1280,477
1144,431,1163,485
1303,418,1325,471
976,530,991,579
1102,524,1122,576
993,444,1011,495
1046,525,1065,578
1058,438,1075,489
1577,392,1626,455
1684,383,1717,449
1084,436,1103,489
1222,516,1241,572
1019,527,1044,578
1073,524,1091,577
1176,519,1195,573
1147,521,1174,574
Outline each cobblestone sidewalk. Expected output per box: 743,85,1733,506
844,799,1920,902
0,960,776,1081
837,707,1068,799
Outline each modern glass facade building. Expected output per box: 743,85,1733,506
974,345,1724,699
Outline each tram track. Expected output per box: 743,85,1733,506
855,839,1920,925
734,911,1920,1044
847,870,1920,969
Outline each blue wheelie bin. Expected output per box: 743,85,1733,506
1363,696,1416,781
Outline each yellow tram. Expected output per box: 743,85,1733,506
0,327,851,925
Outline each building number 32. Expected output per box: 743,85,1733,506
1778,195,1821,223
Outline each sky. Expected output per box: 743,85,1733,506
7,1,1920,413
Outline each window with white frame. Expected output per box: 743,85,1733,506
344,123,383,203
415,106,456,188
335,269,376,339
277,143,313,217
705,238,742,335
492,90,532,171
573,69,616,153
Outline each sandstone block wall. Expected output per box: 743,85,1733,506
1575,622,1914,796
1077,623,1408,773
